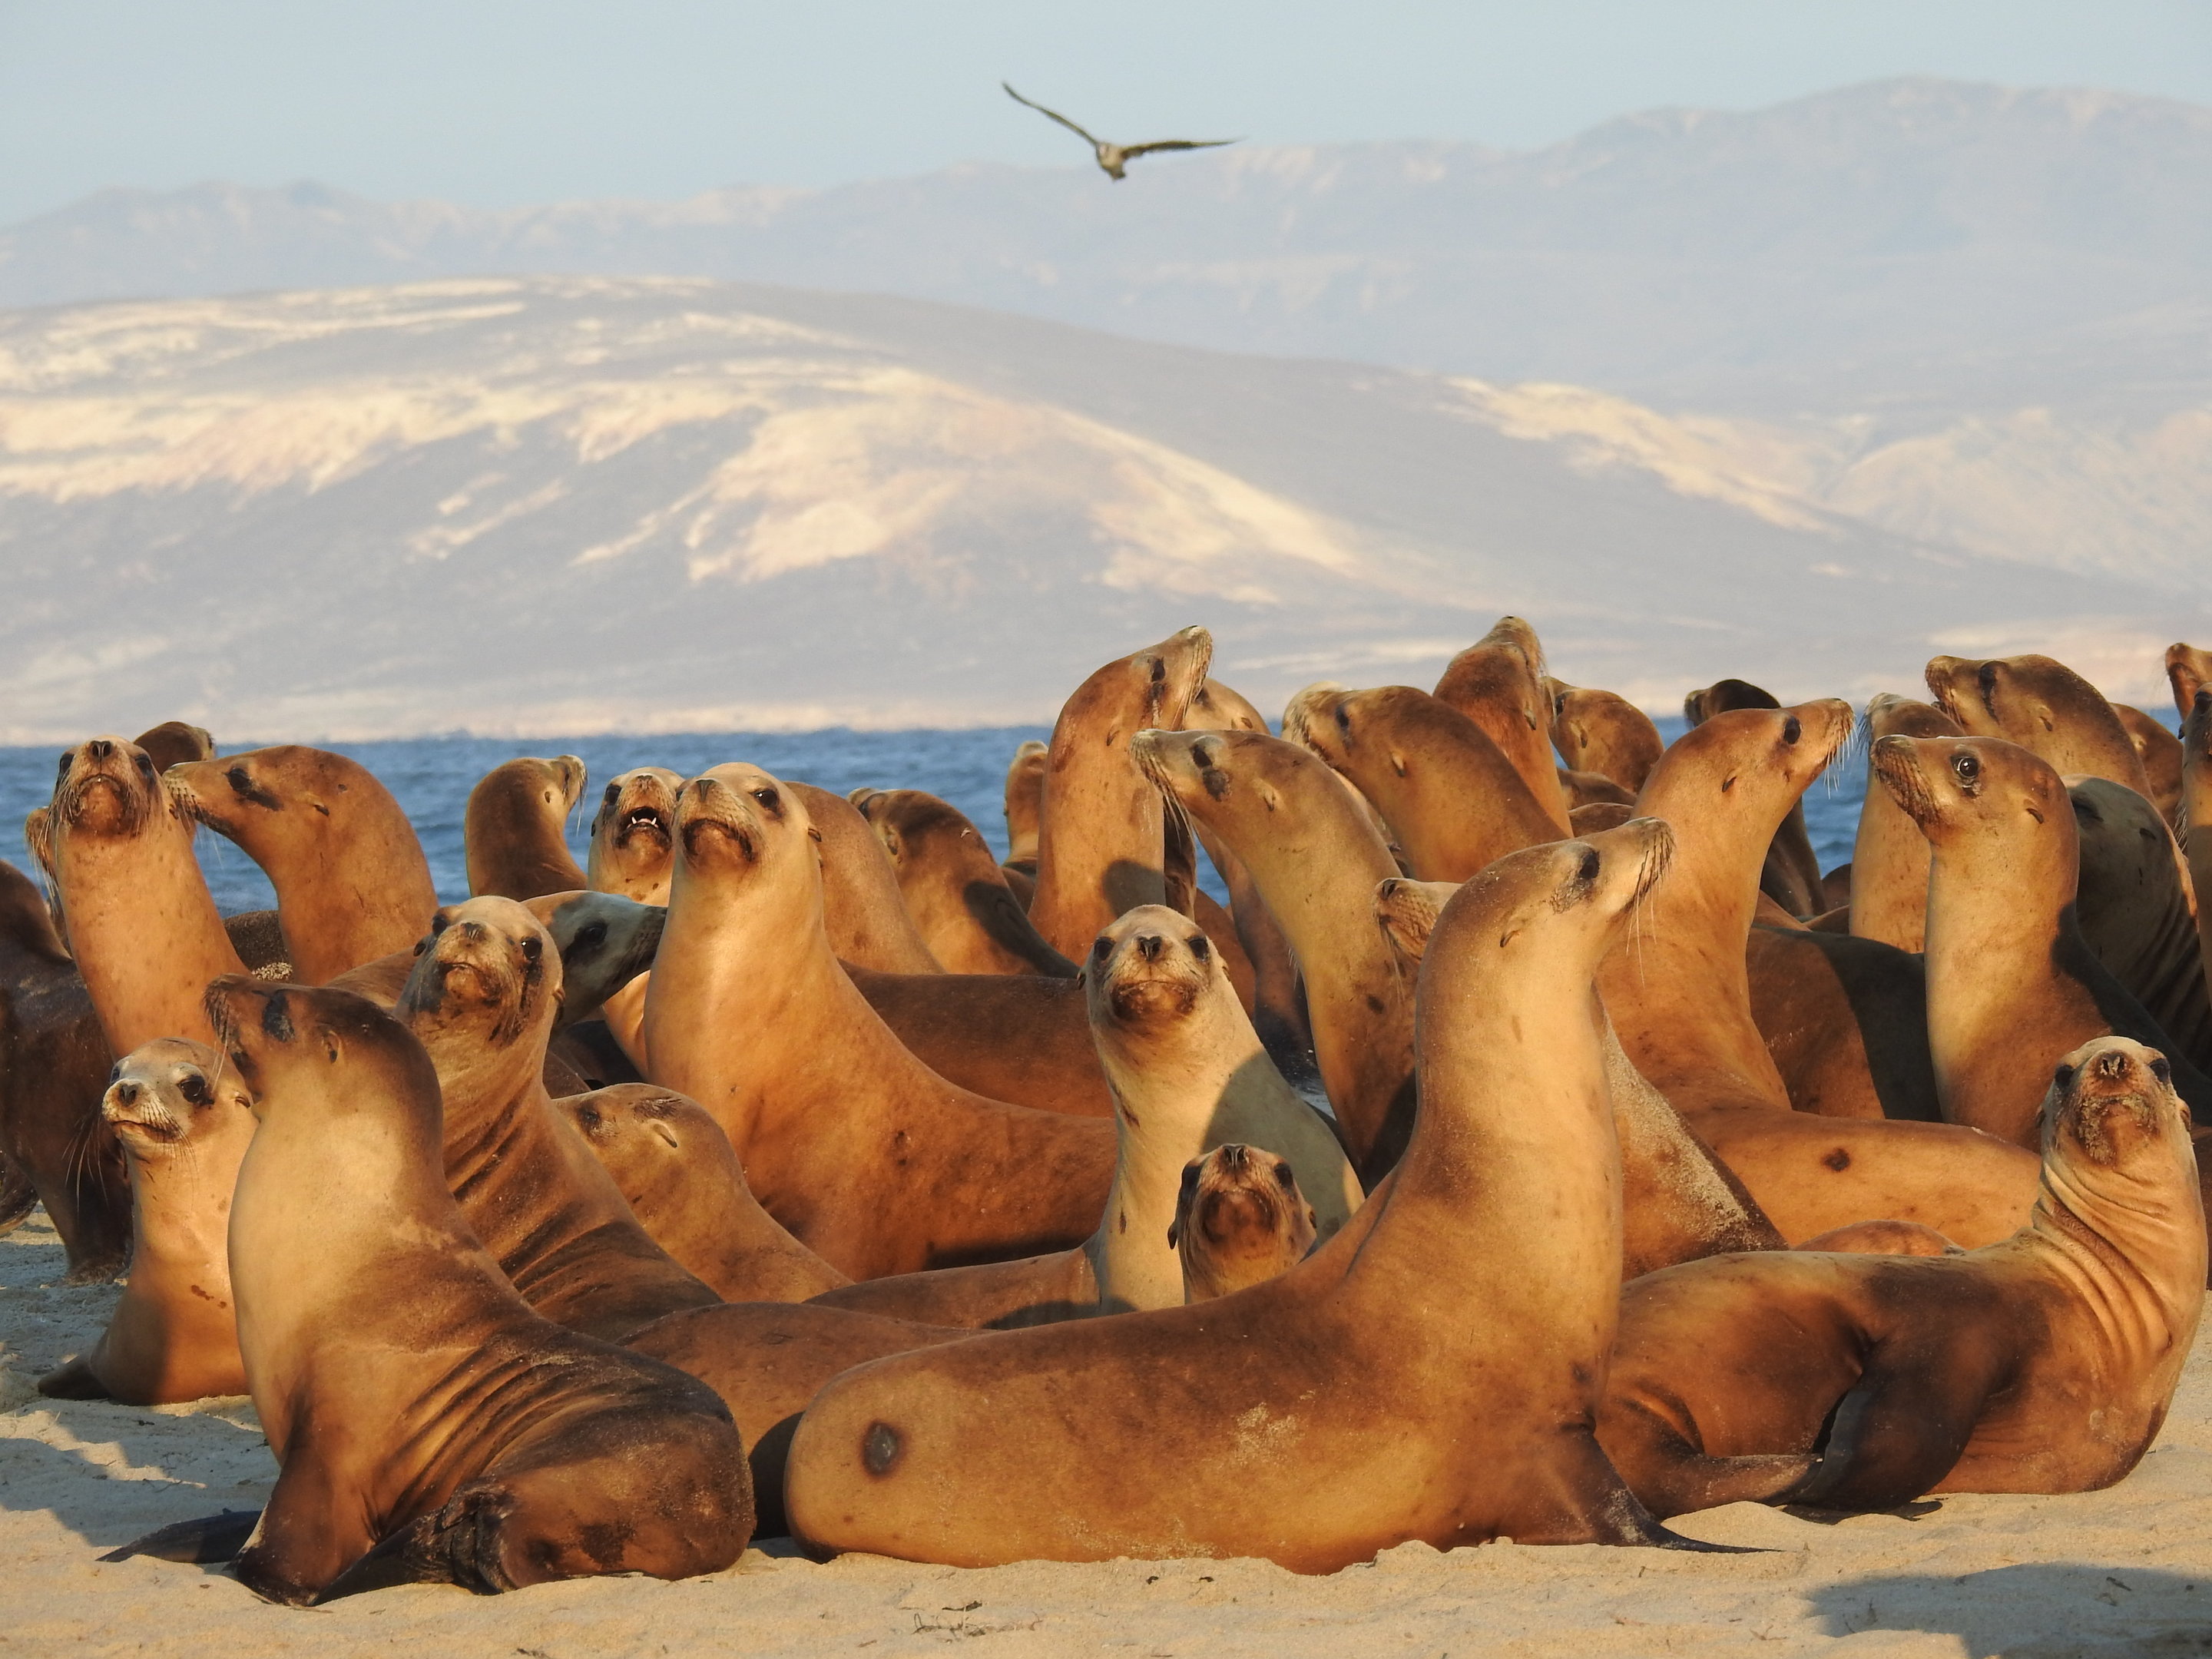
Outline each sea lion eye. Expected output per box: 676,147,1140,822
520,935,542,963
1978,661,2001,694
2151,1056,2173,1086
55,751,71,782
751,786,780,812
136,753,158,780
1273,1160,1297,1190
1147,656,1166,684
429,912,453,935
177,1072,210,1105
2054,1063,2078,1091
1188,935,1210,961
1952,753,1981,786
227,764,253,794
1578,847,1601,884
1091,935,1112,963
574,920,607,951
601,782,621,805
1780,716,1801,746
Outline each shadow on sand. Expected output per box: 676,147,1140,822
1807,1563,2212,1657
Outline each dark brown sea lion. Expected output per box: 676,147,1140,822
167,746,438,983
1431,615,1575,833
1598,1036,2204,1518
2113,704,2185,826
37,1041,253,1403
465,754,588,900
1025,626,1213,962
785,821,1704,1568
1848,694,1964,954
851,789,1074,976
2187,690,2212,1007
1926,651,2154,800
1548,678,1664,793
644,766,1115,1279
1683,678,1827,919
2071,776,2212,1075
193,975,751,1604
563,1083,847,1303
1171,1142,1318,1303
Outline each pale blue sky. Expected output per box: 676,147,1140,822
2,1,2207,224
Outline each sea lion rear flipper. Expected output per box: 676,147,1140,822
1783,1357,1990,1512
100,1508,261,1564
36,1355,111,1400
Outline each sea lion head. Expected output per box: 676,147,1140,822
1651,697,1853,817
1132,727,1310,824
2070,776,2173,901
2042,1036,2194,1179
1436,815,1675,966
521,890,663,1027
131,721,214,773
670,763,813,889
1184,677,1269,735
167,745,360,845
1682,677,1778,727
1863,691,1964,745
588,767,683,900
1280,682,1352,767
398,895,562,1051
853,789,978,873
1925,652,2111,748
1053,626,1213,753
1084,904,1223,1035
1373,876,1458,965
100,1038,253,1160
1548,679,1662,790
51,736,170,840
1441,616,1550,735
1167,1142,1318,1303
1870,734,2067,844
204,974,434,1114
2167,644,2210,715
567,1084,727,1198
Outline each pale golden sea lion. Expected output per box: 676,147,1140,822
2113,704,2185,825
465,754,588,900
1598,1036,2204,1518
791,781,942,975
1432,616,1575,832
1847,694,1963,954
851,788,1074,976
1548,677,1664,793
584,765,683,1069
1682,677,1828,919
1171,1142,1319,1303
1926,651,2155,800
1001,738,1048,892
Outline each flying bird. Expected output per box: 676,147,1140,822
1002,83,1237,180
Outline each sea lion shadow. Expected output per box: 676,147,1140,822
0,1416,271,1554
1804,1563,2212,1655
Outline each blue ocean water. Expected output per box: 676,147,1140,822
0,720,1867,916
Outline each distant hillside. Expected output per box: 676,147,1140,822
0,278,2197,743
3,78,2207,401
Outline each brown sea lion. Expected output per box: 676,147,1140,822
563,1083,847,1303
785,820,1704,1568
465,754,588,900
1281,682,1558,883
851,789,1074,976
1171,1142,1317,1302
1848,694,1964,954
132,720,214,773
1683,678,1828,919
400,896,721,1340
791,781,942,975
37,1041,253,1403
167,746,437,983
1603,704,2045,1246
2187,690,2212,1004
644,766,1115,1278
1025,626,1214,962
1598,1036,2204,1518
0,859,130,1280
1001,738,1048,892
1548,678,1664,794
584,766,682,1068
808,907,1360,1328
2171,644,2212,720
2113,704,2185,825
187,975,750,1604
1559,767,1637,810
1432,615,1575,833
2072,776,2212,1075
1876,734,2212,1146
1926,651,2154,800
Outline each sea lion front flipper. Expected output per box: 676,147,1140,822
315,1484,522,1602
35,1355,111,1400
99,1508,261,1563
1783,1353,1994,1512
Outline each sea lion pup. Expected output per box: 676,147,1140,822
563,1084,847,1303
185,975,750,1604
786,822,1703,1568
0,858,131,1280
1926,651,2156,799
2113,704,2185,825
1281,682,1558,883
851,789,1075,976
1134,727,1416,1176
644,765,1114,1278
1374,876,1780,1274
1683,678,1829,919
1598,1036,2205,1519
1548,677,1664,794
1876,735,2212,1146
464,754,588,900
399,895,721,1340
2171,644,2212,718
1431,615,1575,833
1025,625,1214,962
40,735,248,1052
2072,777,2212,1075
1602,704,2044,1246
1171,1143,1319,1303
807,907,1362,1327
1847,694,1965,953
167,745,437,983
38,1041,254,1404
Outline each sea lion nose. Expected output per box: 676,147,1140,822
1220,1143,1247,1170
111,1081,138,1108
458,921,489,945
1136,933,1164,961
2094,1049,2133,1080
86,738,114,760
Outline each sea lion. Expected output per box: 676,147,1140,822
167,745,438,983
40,735,247,1052
644,765,1115,1279
1548,678,1664,794
2113,704,2186,826
399,895,721,1340
1875,734,2212,1146
584,766,682,1069
0,858,131,1280
1796,1219,1964,1257
785,820,1701,1568
37,1041,253,1404
194,974,750,1604
2187,691,2212,1000
1559,767,1637,810
2171,644,2212,720
1281,682,1558,883
1847,694,1964,953
1683,678,1828,919
1601,703,2045,1246
131,720,214,773
2072,776,2212,1075
1171,1143,1318,1303
807,907,1361,1327
1926,651,2155,800
851,789,1075,975
1001,738,1048,892
1597,1035,2205,1518
563,1083,847,1303
1025,626,1214,962
465,754,588,899
791,781,942,975
1431,616,1575,833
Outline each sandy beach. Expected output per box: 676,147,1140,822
3,1212,2206,1657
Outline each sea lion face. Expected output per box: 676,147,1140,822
588,767,682,898
100,1038,252,1159
1185,678,1268,734
2168,644,2210,714
1373,876,1455,965
1168,1142,1318,1302
1925,653,2107,747
1058,626,1213,751
204,974,428,1111
1667,699,1853,809
522,890,662,1025
671,763,810,884
1084,905,1220,1031
51,736,168,839
1682,677,1779,726
1131,727,1308,828
2043,1037,2191,1174
1863,692,1963,743
1280,682,1352,768
167,746,355,844
1452,816,1675,955
398,896,561,1048
1871,735,2065,844
853,789,969,870
1450,616,1549,733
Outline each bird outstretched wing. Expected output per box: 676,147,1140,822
1002,83,1103,148
1120,138,1239,159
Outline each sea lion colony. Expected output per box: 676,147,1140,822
6,624,2208,1600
